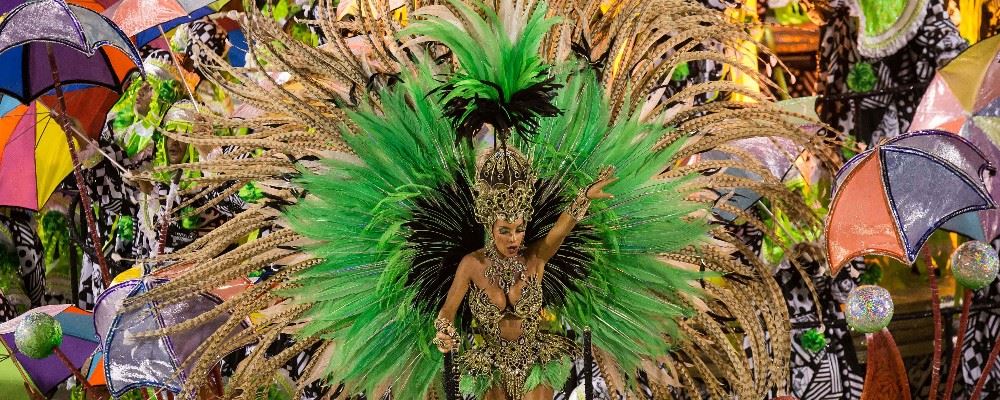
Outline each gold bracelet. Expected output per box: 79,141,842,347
434,317,459,344
566,189,590,221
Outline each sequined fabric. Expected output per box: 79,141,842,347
461,276,578,398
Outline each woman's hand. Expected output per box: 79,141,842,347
433,317,458,353
585,166,618,200
433,331,454,353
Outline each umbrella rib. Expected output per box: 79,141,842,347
0,338,36,391
34,114,60,151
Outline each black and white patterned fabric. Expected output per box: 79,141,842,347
74,126,144,308
186,17,228,68
0,289,15,323
0,210,45,308
139,45,172,65
817,0,967,144
778,257,866,399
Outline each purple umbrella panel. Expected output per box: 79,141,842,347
94,278,243,396
0,0,143,103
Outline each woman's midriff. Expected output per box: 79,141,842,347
498,315,526,341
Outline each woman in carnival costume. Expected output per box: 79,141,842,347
122,0,839,398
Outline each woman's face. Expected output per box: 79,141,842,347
492,218,526,258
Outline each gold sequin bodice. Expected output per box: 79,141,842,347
468,276,543,343
460,271,576,398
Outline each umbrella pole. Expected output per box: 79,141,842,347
924,248,944,400
943,288,973,400
45,43,113,288
23,382,45,400
52,346,90,390
158,25,200,113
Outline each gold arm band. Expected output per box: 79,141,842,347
566,189,591,221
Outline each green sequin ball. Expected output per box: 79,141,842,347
15,312,63,359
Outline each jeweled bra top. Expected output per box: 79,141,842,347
468,275,543,343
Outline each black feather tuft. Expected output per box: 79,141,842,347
434,76,563,143
570,33,613,76
404,176,592,323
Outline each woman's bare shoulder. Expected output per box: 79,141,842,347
458,249,487,273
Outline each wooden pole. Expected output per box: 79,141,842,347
943,289,973,400
45,43,112,288
584,328,593,400
52,346,90,390
925,248,944,400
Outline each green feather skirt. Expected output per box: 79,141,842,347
459,355,574,398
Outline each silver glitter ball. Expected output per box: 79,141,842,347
950,241,999,290
846,285,894,333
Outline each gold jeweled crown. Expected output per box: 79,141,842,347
473,147,535,225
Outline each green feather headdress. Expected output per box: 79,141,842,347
403,0,562,141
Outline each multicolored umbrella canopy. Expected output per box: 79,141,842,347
0,86,117,211
0,0,142,104
131,5,215,47
0,90,120,210
0,102,73,210
911,35,1000,134
826,130,996,274
105,0,216,37
911,34,1000,241
0,305,98,398
0,0,105,14
95,272,249,396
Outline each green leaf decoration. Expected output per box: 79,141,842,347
239,182,265,203
180,207,202,230
847,62,877,93
671,61,690,81
118,215,136,243
799,328,828,353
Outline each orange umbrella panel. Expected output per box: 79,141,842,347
826,131,996,275
826,151,909,274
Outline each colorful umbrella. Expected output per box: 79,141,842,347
910,34,1000,135
0,88,119,211
911,34,1000,241
105,0,217,37
825,130,996,274
827,131,997,398
0,0,143,286
0,305,98,398
0,0,141,104
131,6,215,47
0,102,73,210
95,268,249,396
0,0,105,14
